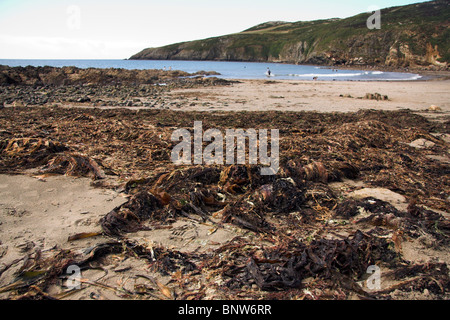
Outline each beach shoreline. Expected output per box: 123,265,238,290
162,78,450,115
327,64,450,81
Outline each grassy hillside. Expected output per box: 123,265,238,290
131,1,449,69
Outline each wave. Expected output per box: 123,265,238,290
288,73,363,77
392,74,423,81
362,74,423,81
286,71,422,81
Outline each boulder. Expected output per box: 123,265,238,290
428,105,442,111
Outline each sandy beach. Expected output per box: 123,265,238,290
165,78,450,114
3,0,450,308
1,68,449,300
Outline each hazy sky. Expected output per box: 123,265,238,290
0,0,430,59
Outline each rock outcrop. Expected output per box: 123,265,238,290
0,65,191,86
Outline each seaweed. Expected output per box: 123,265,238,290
0,104,449,300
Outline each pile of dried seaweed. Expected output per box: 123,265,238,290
0,138,67,172
214,230,399,292
0,106,449,300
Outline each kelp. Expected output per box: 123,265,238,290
0,106,449,300
0,138,67,172
223,230,399,291
40,153,106,180
100,191,165,237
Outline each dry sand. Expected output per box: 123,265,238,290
0,173,241,299
165,79,450,114
2,174,448,300
0,174,127,286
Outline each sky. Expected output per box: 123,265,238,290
0,0,431,59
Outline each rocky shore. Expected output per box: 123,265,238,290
0,65,231,108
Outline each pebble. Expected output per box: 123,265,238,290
408,138,435,149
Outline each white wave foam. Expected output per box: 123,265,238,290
364,74,423,81
289,73,363,78
284,71,422,81
407,74,422,80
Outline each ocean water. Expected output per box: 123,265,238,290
0,59,422,81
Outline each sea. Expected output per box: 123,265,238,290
0,59,423,81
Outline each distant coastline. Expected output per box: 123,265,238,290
130,1,449,74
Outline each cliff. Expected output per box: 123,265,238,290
130,0,449,70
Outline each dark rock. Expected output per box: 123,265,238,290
335,197,402,219
77,97,91,103
364,93,389,101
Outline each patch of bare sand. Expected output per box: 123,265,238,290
166,79,450,114
0,174,126,286
0,174,240,299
